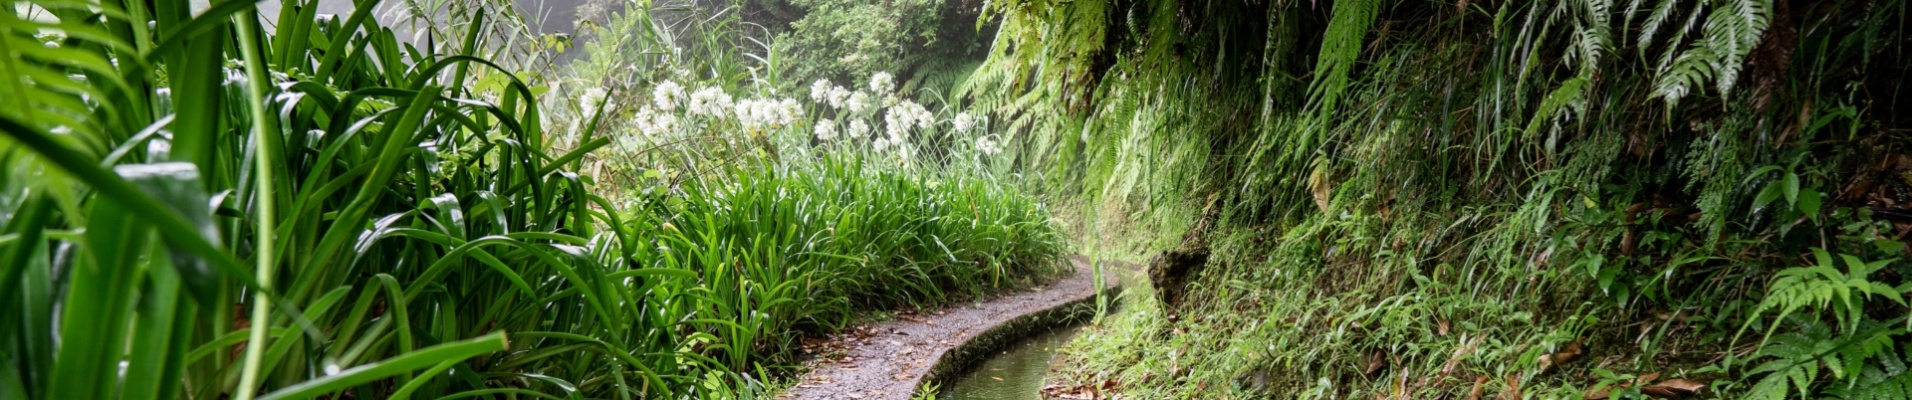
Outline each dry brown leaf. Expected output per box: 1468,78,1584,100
1584,385,1614,400
1308,167,1333,213
1441,335,1482,377
1494,373,1522,400
1366,351,1388,376
1538,338,1585,372
1640,378,1706,399
1437,317,1451,336
1634,372,1662,385
1464,376,1488,400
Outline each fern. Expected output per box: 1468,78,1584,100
1740,249,1904,344
1649,0,1771,103
1732,249,1909,399
1829,346,1912,400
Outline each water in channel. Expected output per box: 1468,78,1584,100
940,325,1084,399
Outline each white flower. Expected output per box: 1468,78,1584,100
895,144,914,160
815,119,838,141
580,87,613,112
847,120,870,139
734,98,768,128
873,136,892,152
869,72,895,95
810,79,833,102
652,80,685,111
733,97,801,129
884,100,932,139
846,91,872,114
826,86,852,109
688,86,732,117
778,98,803,125
633,106,676,136
975,135,1002,155
952,112,979,134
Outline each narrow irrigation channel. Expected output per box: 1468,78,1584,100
939,324,1084,399
783,257,1118,400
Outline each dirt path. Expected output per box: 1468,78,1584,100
781,257,1114,400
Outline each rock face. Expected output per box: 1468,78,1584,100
1148,190,1223,318
1147,248,1208,313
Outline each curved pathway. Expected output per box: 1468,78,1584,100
781,257,1115,399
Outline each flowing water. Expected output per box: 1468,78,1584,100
940,325,1084,399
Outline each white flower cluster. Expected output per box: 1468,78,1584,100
652,80,685,111
845,91,873,114
975,135,1003,155
688,86,732,117
810,79,833,102
580,87,614,112
951,112,979,134
883,100,932,139
633,107,677,135
869,72,895,95
847,120,870,139
814,119,838,141
810,78,859,112
734,97,802,130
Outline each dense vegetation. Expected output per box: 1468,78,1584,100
0,0,1063,398
968,0,1912,398
8,0,1911,398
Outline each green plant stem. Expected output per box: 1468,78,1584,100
232,5,278,400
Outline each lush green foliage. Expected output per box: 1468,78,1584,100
759,0,993,89
975,0,1912,398
0,0,1065,398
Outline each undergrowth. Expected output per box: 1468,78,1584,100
979,0,1912,398
0,0,1066,398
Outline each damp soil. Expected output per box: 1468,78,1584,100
781,257,1111,400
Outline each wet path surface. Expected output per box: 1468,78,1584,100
781,257,1111,400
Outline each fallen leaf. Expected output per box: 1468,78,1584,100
1634,372,1661,385
1584,385,1613,400
1640,378,1705,399
991,376,1003,381
1494,373,1521,400
1538,338,1584,372
1366,351,1388,376
1464,376,1488,400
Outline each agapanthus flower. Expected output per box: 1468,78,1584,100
975,135,1002,155
826,86,852,109
895,144,914,160
846,91,872,114
810,79,834,102
777,98,803,124
952,112,979,134
815,119,838,141
688,86,732,117
581,87,613,112
734,97,802,129
652,80,685,111
869,72,895,95
733,98,770,129
884,100,932,138
633,106,676,136
847,120,871,139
